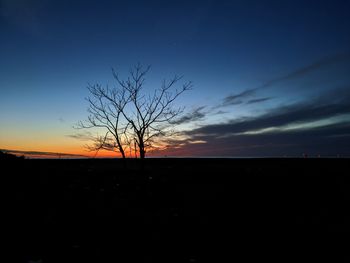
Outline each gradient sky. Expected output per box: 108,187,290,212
1,0,350,157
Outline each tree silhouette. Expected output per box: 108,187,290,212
77,64,192,158
76,83,130,158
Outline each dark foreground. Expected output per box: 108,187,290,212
4,158,350,262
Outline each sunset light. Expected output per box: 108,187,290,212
1,1,350,158
3,2,349,262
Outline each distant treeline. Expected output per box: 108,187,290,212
0,151,24,160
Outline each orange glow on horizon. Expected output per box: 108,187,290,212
4,145,198,158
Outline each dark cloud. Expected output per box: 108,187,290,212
171,106,207,125
168,90,350,156
165,122,350,157
67,132,94,141
246,97,273,104
188,99,350,137
220,88,257,107
213,110,229,115
217,53,350,109
0,149,88,158
260,52,350,89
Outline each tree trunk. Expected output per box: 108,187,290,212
116,136,126,158
120,149,126,158
137,134,146,159
140,149,145,159
139,140,145,159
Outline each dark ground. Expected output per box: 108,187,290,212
3,158,350,262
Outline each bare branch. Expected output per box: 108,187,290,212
75,64,191,158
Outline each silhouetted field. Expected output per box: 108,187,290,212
4,158,350,262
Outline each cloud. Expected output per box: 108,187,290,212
217,53,350,109
162,89,350,156
66,132,94,141
246,97,273,104
188,98,350,137
171,106,207,125
188,140,206,144
0,149,88,158
220,88,257,107
238,113,350,135
260,52,350,89
158,54,350,156
171,122,350,157
212,110,229,115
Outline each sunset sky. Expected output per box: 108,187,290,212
1,0,350,157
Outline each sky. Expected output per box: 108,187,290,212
1,0,350,157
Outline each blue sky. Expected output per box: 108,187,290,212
1,0,350,157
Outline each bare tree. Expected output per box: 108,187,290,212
76,84,130,158
77,64,192,158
